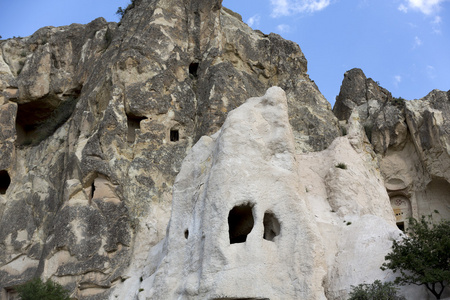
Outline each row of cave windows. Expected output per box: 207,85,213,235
16,110,180,146
184,203,281,244
13,62,199,146
13,60,201,146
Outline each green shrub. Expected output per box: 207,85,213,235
15,277,70,300
336,163,347,170
116,0,136,20
348,280,405,300
391,97,405,109
381,216,450,299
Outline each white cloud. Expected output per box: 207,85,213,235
433,15,442,23
398,3,409,12
414,36,423,47
271,0,331,17
247,15,261,28
399,0,446,15
277,24,291,33
426,65,436,79
394,75,402,87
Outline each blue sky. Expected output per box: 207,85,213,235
1,0,449,105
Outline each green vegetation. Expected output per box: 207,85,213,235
391,97,405,109
381,216,450,299
15,277,70,300
116,0,137,20
348,280,405,300
336,162,347,170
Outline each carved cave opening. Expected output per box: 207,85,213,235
228,203,254,244
263,211,280,241
184,229,189,239
189,62,199,78
126,113,147,143
2,287,18,300
390,195,412,231
170,128,179,142
15,90,80,146
86,173,118,203
0,170,11,195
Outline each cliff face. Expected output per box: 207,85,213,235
0,0,448,299
0,0,338,299
334,68,450,227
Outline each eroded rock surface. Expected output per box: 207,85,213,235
0,0,448,299
133,87,426,300
0,0,338,298
334,68,450,229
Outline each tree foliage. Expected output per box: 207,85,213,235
15,277,70,300
381,216,450,299
348,280,405,300
116,0,137,20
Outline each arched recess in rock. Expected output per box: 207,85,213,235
228,203,254,244
85,173,119,203
421,178,450,220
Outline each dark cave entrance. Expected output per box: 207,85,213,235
396,222,405,232
170,128,179,142
126,113,147,143
189,62,199,78
228,203,254,244
15,90,80,146
0,170,11,195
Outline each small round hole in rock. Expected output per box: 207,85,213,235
189,62,199,78
184,229,189,239
263,211,280,241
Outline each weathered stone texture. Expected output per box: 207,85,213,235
0,0,339,298
0,0,448,299
334,68,450,227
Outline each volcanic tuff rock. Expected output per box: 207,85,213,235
0,0,449,299
135,87,403,300
0,0,339,298
334,68,450,226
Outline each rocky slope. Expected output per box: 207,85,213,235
0,0,448,299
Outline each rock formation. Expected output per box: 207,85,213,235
0,0,448,299
334,68,450,229
0,0,338,298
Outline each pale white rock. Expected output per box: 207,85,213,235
146,87,327,299
131,87,431,300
